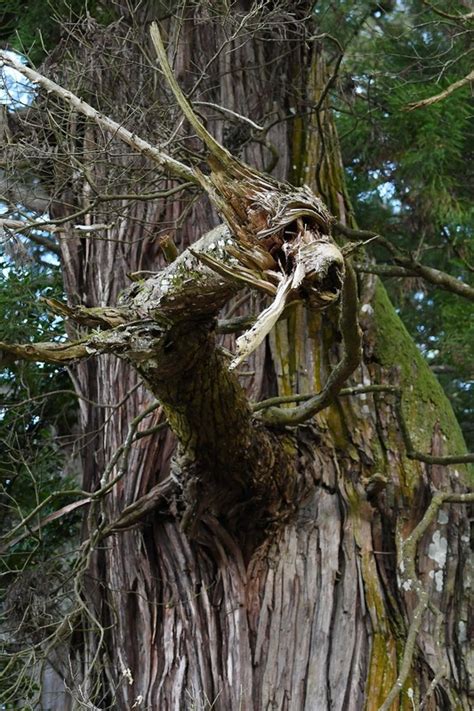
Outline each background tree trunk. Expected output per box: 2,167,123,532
6,4,470,710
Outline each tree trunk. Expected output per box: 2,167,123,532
6,4,470,710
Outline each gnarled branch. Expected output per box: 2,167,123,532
258,261,361,426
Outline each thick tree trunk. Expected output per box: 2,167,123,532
7,5,470,710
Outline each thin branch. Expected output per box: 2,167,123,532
0,489,86,552
0,51,199,186
255,383,474,464
0,173,51,214
335,222,474,302
0,314,146,366
96,181,195,201
0,387,135,409
253,384,397,411
149,23,233,172
193,101,265,131
1,498,90,552
393,390,474,464
0,407,170,553
421,1,474,23
405,69,474,111
378,590,429,711
355,264,417,278
98,401,162,491
0,219,60,255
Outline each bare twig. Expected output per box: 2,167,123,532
0,219,61,255
0,51,199,185
0,407,170,553
421,1,474,23
0,488,86,552
95,181,195,201
405,69,474,111
355,264,418,278
1,498,90,552
194,101,265,131
98,401,163,490
335,222,474,302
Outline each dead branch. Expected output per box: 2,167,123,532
0,50,199,186
100,477,175,536
0,219,61,255
405,69,474,111
335,222,474,302
0,498,90,553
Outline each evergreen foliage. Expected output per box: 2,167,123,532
0,261,80,701
329,0,474,442
0,0,112,63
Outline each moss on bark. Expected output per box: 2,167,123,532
373,282,470,481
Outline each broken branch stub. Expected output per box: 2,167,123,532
150,22,345,360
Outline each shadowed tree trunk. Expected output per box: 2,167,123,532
0,3,472,710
